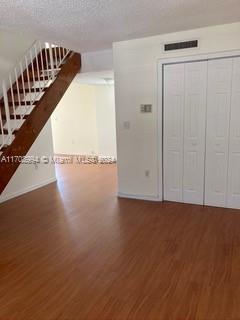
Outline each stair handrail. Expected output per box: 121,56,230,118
0,41,71,150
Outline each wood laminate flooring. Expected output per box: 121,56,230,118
0,164,240,319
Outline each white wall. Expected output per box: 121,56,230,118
51,82,116,158
113,22,240,200
52,83,98,155
81,49,113,73
0,28,35,84
0,120,56,203
95,85,116,158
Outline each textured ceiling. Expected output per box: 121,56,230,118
75,70,114,85
0,0,240,52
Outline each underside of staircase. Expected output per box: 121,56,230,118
0,42,81,195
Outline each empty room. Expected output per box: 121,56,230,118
0,1,240,319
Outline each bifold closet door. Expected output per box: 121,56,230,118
163,64,184,202
227,57,240,208
183,62,207,204
205,58,233,207
163,61,207,204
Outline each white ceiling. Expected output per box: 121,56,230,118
75,70,114,85
0,0,240,52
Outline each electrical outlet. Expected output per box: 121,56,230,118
123,121,130,130
145,170,150,178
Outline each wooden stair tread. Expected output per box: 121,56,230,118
0,101,33,107
2,128,18,135
24,75,50,82
13,88,44,94
1,114,28,121
0,145,8,152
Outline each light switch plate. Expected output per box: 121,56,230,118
140,104,152,113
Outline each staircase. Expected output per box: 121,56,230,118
0,41,81,194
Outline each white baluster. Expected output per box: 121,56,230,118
49,45,55,78
58,46,62,65
54,46,58,68
25,54,32,105
2,81,12,144
34,44,41,95
30,49,37,102
0,104,5,148
14,68,21,117
44,45,50,81
38,41,46,89
9,74,17,129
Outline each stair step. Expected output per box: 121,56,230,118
0,134,15,147
0,145,8,152
42,67,61,72
1,114,28,121
13,88,44,94
11,101,32,107
22,74,49,82
2,128,18,135
0,101,33,108
12,105,35,115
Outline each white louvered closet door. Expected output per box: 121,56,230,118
163,63,185,202
227,57,240,208
163,62,207,204
205,58,233,207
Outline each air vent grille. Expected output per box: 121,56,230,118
164,40,198,51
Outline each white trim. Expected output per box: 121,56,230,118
156,61,163,201
118,192,161,202
157,49,240,65
157,49,240,201
0,177,57,203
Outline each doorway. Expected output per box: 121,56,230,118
51,71,117,179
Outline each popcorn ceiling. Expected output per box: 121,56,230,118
0,0,239,52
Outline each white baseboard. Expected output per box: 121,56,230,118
0,177,57,204
118,192,162,202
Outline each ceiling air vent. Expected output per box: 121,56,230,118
164,40,198,51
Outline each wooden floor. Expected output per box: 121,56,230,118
0,164,240,320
